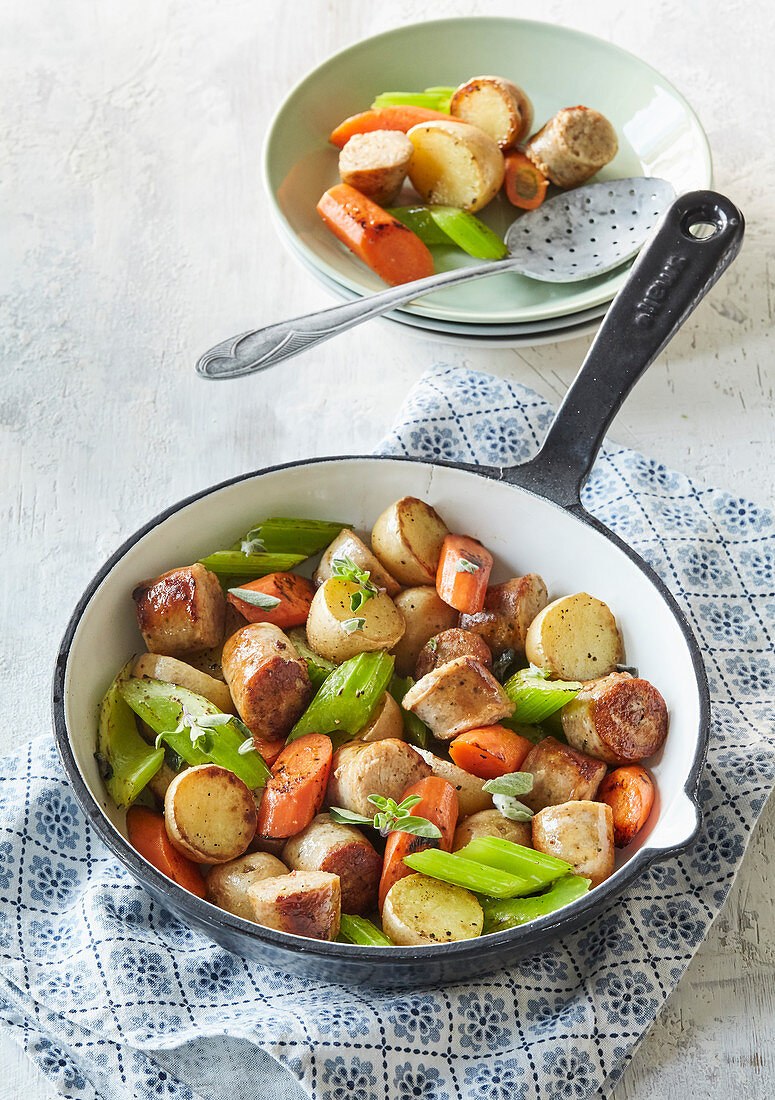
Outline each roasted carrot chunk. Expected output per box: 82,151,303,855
449,725,533,780
126,805,206,897
378,776,458,910
329,106,451,148
436,534,493,614
504,151,549,210
599,765,655,847
256,733,332,839
227,572,315,629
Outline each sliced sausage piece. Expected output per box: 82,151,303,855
326,738,432,818
532,801,615,887
525,106,618,189
249,870,341,940
452,808,532,851
520,736,607,811
338,130,414,205
206,852,289,919
414,748,494,817
562,672,669,765
314,529,401,596
402,657,513,740
282,813,382,915
221,623,313,739
458,574,548,658
133,563,226,657
415,627,492,680
391,587,459,676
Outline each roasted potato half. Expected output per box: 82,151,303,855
449,76,533,149
407,120,505,213
452,808,532,851
164,764,257,864
357,691,405,743
206,851,289,919
525,592,624,681
371,496,449,586
391,587,459,676
133,653,236,713
314,528,401,597
306,577,405,663
382,873,483,945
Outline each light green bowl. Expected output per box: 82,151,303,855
263,17,712,325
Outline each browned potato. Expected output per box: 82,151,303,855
525,106,618,189
314,529,401,596
133,563,226,657
532,801,615,887
326,738,432,817
132,653,236,713
459,574,548,658
520,737,607,811
449,76,533,149
391,587,459,676
338,130,414,205
249,870,341,940
415,627,492,679
371,497,449,586
414,748,494,817
403,657,513,740
382,874,483,945
164,764,257,864
407,120,505,213
221,623,313,739
525,592,624,681
562,672,669,764
452,808,532,851
282,813,381,915
357,691,404,743
306,578,405,663
206,851,289,919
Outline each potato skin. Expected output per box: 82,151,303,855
357,691,404,743
407,120,505,213
520,736,607,811
562,673,669,765
391,587,459,676
452,808,532,851
281,813,381,915
415,627,492,680
249,870,341,940
382,873,483,945
525,592,624,681
371,497,449,586
133,564,226,657
306,577,405,663
459,574,548,658
206,851,289,919
326,738,432,817
532,800,615,887
314,529,400,597
414,748,494,817
403,656,513,740
164,764,257,864
132,653,236,713
222,623,313,739
449,76,533,149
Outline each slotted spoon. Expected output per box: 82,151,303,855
197,177,675,379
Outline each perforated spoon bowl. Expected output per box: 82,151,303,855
197,177,675,379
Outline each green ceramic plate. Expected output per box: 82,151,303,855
263,17,712,325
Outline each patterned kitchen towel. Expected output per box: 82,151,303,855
1,365,774,1100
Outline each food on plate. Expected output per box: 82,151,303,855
532,800,615,886
329,105,452,149
372,86,456,113
338,131,414,205
406,119,506,213
561,672,669,764
525,591,624,680
99,495,667,945
317,184,434,286
503,150,550,210
389,204,508,259
525,105,618,189
449,75,533,149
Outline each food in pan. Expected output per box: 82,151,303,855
96,498,668,946
315,75,618,283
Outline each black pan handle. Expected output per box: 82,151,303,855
502,191,744,507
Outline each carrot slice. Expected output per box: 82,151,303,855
256,733,332,838
435,533,493,614
227,572,315,629
329,105,451,148
317,184,434,287
253,736,286,768
599,765,655,847
504,151,549,210
449,725,533,780
378,776,458,910
126,805,206,898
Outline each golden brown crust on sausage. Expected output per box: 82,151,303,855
403,657,513,740
562,673,668,764
459,574,548,657
249,871,341,940
222,623,313,739
281,813,382,915
520,736,607,811
414,628,492,680
133,564,226,657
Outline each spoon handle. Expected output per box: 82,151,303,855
196,258,512,379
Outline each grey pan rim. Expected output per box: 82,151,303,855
51,451,709,983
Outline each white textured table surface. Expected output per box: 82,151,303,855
2,1,773,1096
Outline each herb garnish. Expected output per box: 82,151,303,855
341,617,366,633
228,586,282,611
239,535,266,555
455,557,480,573
330,794,442,838
155,706,234,751
483,771,535,822
332,554,379,612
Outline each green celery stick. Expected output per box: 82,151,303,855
372,87,455,111
287,628,337,691
387,206,451,246
503,669,583,724
402,849,532,898
456,837,572,891
96,661,164,807
427,207,508,259
337,914,393,946
388,674,429,748
482,875,591,933
119,678,270,789
235,517,351,557
287,651,395,743
199,550,306,584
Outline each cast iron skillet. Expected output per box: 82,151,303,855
53,192,743,987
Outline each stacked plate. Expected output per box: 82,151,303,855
263,18,712,348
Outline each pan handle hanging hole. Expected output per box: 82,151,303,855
681,206,728,240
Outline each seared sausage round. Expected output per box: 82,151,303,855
415,628,492,680
222,623,313,739
532,800,615,887
562,672,668,764
133,563,226,657
206,852,289,919
282,813,382,915
403,657,513,740
249,870,341,940
326,738,432,817
520,736,607,811
525,106,618,189
459,574,548,658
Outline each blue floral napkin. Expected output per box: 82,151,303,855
2,366,774,1100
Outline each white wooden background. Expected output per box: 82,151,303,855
1,0,773,1096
